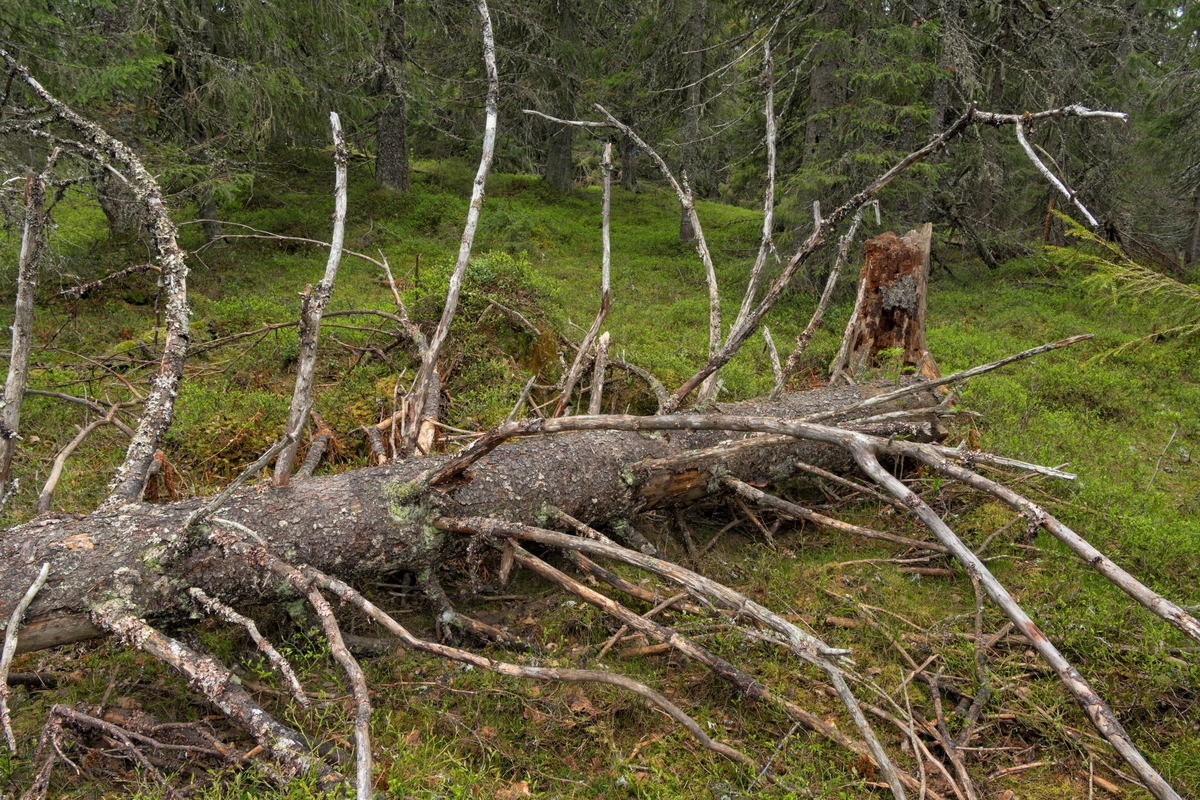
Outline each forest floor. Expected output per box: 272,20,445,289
0,154,1197,799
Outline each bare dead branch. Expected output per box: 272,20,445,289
403,0,498,454
731,39,778,336
851,448,1181,800
91,605,340,785
36,403,121,513
554,143,613,417
775,204,870,398
294,409,332,480
57,262,159,300
588,331,610,416
667,106,1124,411
1013,121,1097,226
762,326,783,387
804,335,1094,426
187,588,308,708
184,435,294,528
0,562,49,752
275,112,348,486
434,516,908,799
610,356,670,412
1,149,59,487
0,50,195,505
900,446,1200,646
724,476,950,553
302,586,372,800
511,543,940,798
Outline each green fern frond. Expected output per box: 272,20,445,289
1043,211,1200,356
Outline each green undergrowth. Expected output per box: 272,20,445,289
0,155,1198,798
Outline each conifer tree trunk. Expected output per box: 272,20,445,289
199,191,223,246
1186,180,1200,269
544,2,576,193
377,5,411,193
620,127,638,192
803,1,843,164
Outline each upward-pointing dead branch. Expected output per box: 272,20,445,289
403,0,497,454
0,49,196,506
275,112,348,486
665,106,1125,411
553,142,613,417
775,202,871,398
0,149,59,488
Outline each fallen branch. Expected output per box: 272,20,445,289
435,516,908,800
187,588,308,708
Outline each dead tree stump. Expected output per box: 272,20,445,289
831,222,941,382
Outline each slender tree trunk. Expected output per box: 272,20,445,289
94,169,143,237
679,0,704,242
199,191,223,246
620,128,637,192
544,2,576,193
376,3,411,193
0,157,56,486
803,1,843,165
1185,179,1200,269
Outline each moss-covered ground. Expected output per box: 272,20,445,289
0,155,1197,798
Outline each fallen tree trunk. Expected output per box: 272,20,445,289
0,381,942,654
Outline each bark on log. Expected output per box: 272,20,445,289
0,382,940,654
831,224,940,382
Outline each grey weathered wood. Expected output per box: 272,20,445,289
0,382,933,650
275,113,348,486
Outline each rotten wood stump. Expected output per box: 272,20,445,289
831,223,941,382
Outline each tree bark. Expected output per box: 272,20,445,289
0,382,940,654
376,3,411,194
620,127,637,192
830,224,940,382
94,169,144,238
0,157,55,486
199,191,223,246
804,1,843,165
1185,179,1200,269
543,2,576,193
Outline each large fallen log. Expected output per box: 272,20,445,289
0,381,942,654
